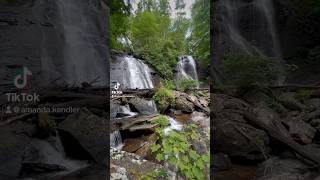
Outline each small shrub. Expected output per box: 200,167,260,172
153,116,169,127
178,78,199,92
224,53,283,89
160,79,176,90
153,87,175,112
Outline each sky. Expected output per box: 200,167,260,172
130,0,195,18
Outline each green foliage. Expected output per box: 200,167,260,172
109,0,209,80
223,53,283,89
153,116,170,127
130,10,189,78
151,124,210,180
178,78,199,92
188,0,210,67
153,87,175,112
109,0,131,50
160,79,176,90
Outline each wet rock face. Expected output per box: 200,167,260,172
128,97,158,115
0,0,109,86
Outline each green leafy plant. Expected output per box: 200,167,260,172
151,124,210,180
153,115,170,127
178,77,199,92
153,87,175,112
161,79,176,90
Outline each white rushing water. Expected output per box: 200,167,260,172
174,56,199,88
110,130,123,150
111,55,154,89
54,0,108,85
164,116,183,135
219,0,282,58
116,105,138,119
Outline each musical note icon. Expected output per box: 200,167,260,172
14,66,32,89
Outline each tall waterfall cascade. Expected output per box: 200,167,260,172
38,0,108,86
174,56,199,88
218,0,282,58
110,55,154,89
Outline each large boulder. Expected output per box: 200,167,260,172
213,94,271,161
58,108,107,165
175,98,195,113
277,93,306,111
284,119,316,144
122,133,158,158
128,97,158,115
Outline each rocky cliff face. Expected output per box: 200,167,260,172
0,0,109,87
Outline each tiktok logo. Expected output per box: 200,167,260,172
14,66,32,89
114,82,120,90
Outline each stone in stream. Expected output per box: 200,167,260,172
128,97,158,115
58,108,107,165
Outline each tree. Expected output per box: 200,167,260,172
109,0,131,50
188,0,210,66
137,0,158,12
158,0,171,16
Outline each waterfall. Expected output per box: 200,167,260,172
111,55,154,89
164,116,183,135
218,0,282,58
53,0,108,86
174,56,199,87
110,130,123,150
146,100,158,114
116,105,138,119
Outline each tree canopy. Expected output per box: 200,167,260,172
110,0,210,79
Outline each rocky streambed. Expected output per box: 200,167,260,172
110,89,210,179
213,88,320,180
